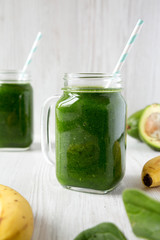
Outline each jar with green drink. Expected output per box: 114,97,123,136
0,70,33,150
42,73,126,194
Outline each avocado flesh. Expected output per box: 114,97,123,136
139,104,160,150
127,109,144,140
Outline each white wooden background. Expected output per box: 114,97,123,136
0,0,160,139
0,1,160,240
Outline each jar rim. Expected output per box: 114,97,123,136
64,72,121,79
63,73,122,90
0,70,31,83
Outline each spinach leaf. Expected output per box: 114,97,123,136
123,189,160,240
74,222,127,240
88,232,124,240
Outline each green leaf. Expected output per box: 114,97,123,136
73,223,127,240
88,232,124,240
123,189,160,240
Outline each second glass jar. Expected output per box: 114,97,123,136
0,70,33,150
42,73,127,194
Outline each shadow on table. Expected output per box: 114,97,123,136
32,214,56,240
110,174,144,196
30,142,55,152
30,142,41,151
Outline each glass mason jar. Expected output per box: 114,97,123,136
0,70,33,150
41,73,127,194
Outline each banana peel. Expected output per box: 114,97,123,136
142,156,160,187
0,184,34,240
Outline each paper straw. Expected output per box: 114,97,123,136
113,19,144,75
21,32,42,75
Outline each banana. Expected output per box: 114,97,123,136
0,184,34,240
141,156,160,187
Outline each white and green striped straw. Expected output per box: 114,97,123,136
21,32,42,78
113,19,144,75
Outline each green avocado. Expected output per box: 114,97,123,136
127,109,144,140
138,103,160,151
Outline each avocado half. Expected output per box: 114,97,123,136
139,104,160,150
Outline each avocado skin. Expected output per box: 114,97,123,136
127,109,144,141
138,104,160,151
142,142,160,151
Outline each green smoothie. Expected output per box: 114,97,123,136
55,88,126,192
0,83,33,148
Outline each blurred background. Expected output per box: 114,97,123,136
0,0,159,140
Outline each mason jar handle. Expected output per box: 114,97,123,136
41,95,60,165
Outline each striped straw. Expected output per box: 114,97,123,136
113,19,144,75
21,32,42,77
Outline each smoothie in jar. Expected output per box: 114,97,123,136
55,73,126,193
0,71,33,149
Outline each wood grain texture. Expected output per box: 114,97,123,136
0,0,159,139
0,137,159,240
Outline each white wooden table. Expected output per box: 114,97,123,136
0,136,160,240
